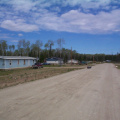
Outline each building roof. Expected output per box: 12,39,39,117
68,59,78,61
0,56,36,60
46,57,63,61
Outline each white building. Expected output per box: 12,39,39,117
46,57,63,65
0,56,36,70
67,59,79,64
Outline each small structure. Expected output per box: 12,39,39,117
0,56,37,70
80,61,88,65
67,59,79,64
46,57,63,65
106,60,111,62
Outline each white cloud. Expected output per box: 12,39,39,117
1,9,120,34
51,7,61,12
0,0,120,34
0,0,36,12
1,20,39,32
12,0,36,12
11,40,18,43
18,33,23,36
35,9,120,34
0,33,11,39
0,0,118,10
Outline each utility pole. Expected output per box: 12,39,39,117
50,43,52,57
71,47,72,65
93,56,94,63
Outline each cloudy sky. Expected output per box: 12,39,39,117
0,0,120,54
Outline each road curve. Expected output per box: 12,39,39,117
0,63,120,120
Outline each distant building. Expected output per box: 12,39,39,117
67,59,79,64
0,56,37,70
106,60,111,62
81,61,88,64
46,57,63,65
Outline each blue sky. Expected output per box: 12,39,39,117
0,0,120,54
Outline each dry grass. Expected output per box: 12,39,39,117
0,67,83,89
114,63,120,69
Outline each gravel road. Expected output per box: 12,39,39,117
0,63,120,120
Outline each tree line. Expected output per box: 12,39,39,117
0,39,120,63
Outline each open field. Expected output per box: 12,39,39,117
0,65,86,89
0,63,120,120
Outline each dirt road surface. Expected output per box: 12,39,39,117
0,63,120,120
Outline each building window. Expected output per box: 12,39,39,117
9,60,12,65
18,60,19,65
24,60,25,65
33,60,34,63
3,60,5,66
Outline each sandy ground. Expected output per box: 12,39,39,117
0,63,120,120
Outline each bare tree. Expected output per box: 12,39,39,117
35,40,43,58
25,41,30,56
57,38,65,65
9,45,12,54
17,40,24,56
57,38,65,58
17,39,31,56
44,43,49,57
12,45,15,53
8,45,15,55
0,40,8,55
45,40,54,57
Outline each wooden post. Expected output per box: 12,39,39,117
71,47,72,65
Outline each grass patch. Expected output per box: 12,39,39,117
43,65,62,67
43,64,89,67
114,63,120,69
0,70,13,76
118,66,120,69
0,67,82,89
0,68,32,76
116,65,120,69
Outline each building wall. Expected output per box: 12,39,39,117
0,59,4,69
67,59,78,64
46,60,63,64
0,59,36,69
46,61,59,64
